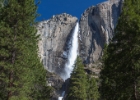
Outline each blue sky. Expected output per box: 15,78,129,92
36,0,107,21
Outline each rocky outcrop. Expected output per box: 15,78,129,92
79,0,123,68
46,72,64,100
36,13,77,76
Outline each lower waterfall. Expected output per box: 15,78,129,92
59,22,79,100
58,91,65,100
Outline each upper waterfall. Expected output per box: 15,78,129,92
61,22,79,80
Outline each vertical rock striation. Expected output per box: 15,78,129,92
79,0,123,69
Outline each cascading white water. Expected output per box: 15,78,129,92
62,22,79,80
58,91,65,100
58,22,79,100
58,97,63,100
105,29,109,44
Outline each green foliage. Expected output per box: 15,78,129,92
66,57,87,100
66,57,100,100
0,0,51,99
100,0,140,100
87,76,100,100
0,0,3,7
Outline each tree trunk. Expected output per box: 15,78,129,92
7,71,14,100
134,81,137,100
7,51,15,100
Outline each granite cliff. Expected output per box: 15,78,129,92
36,0,123,99
36,0,123,77
79,0,123,76
36,13,77,74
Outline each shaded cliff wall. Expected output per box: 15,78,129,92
79,0,123,69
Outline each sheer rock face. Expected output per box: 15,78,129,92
36,13,77,75
36,0,124,77
79,0,123,68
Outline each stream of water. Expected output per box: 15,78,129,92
58,22,79,100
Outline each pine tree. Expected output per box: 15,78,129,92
100,0,140,100
0,0,3,7
87,76,99,100
66,57,87,100
0,0,51,99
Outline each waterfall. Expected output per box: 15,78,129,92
62,22,79,80
58,97,63,100
105,29,109,44
58,91,65,100
58,22,79,100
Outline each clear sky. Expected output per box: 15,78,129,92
36,0,107,21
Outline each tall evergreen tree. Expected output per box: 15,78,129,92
66,57,87,100
100,0,140,100
87,76,99,100
0,0,3,7
0,0,51,99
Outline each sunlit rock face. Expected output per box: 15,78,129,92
36,13,77,75
79,0,123,69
